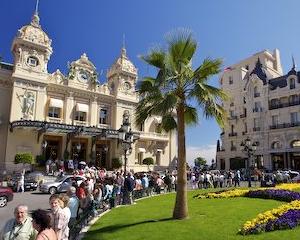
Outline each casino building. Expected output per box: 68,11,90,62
0,9,177,172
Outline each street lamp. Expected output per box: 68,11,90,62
240,137,257,187
118,111,134,177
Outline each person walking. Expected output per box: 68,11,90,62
0,205,36,240
17,171,25,193
31,209,57,240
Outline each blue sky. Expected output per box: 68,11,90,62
1,0,300,165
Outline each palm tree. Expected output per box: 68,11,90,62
136,29,227,220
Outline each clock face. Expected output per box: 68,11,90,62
124,82,131,90
79,70,90,82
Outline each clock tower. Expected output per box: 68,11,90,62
11,9,53,82
107,47,138,98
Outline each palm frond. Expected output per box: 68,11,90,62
194,58,222,82
140,49,165,69
161,114,177,131
184,105,198,125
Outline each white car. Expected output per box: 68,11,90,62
39,175,86,194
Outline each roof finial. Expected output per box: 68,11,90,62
35,0,40,15
292,55,296,69
121,34,127,58
31,0,40,27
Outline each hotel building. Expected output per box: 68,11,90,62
216,49,300,171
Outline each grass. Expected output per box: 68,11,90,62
83,189,300,240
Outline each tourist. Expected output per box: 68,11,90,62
17,170,25,193
49,194,69,240
31,209,57,240
67,187,80,227
0,205,36,240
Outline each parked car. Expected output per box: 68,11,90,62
7,173,38,192
0,186,14,207
8,177,38,192
39,175,86,194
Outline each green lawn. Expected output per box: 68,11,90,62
83,190,300,240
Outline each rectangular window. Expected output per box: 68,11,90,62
139,122,145,131
48,107,60,118
229,76,233,84
99,108,108,124
75,111,86,121
254,102,261,112
272,115,279,126
291,112,299,124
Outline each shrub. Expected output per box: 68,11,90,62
15,153,35,165
36,155,46,166
143,157,154,165
112,157,123,169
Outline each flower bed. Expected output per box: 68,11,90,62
245,189,300,202
239,200,300,235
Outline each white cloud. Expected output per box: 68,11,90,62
186,144,216,166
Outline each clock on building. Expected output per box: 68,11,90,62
79,70,90,82
124,81,131,90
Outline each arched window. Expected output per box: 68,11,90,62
291,140,300,148
271,141,281,149
290,78,296,89
254,86,260,97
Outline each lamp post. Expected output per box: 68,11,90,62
118,111,134,177
240,137,257,187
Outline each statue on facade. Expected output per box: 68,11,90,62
22,91,35,118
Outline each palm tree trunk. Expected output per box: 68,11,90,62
173,102,188,219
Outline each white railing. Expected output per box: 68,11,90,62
46,117,63,124
73,120,88,126
138,131,168,140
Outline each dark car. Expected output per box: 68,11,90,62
0,186,14,207
8,175,38,192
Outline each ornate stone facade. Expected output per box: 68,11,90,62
216,49,300,171
0,11,177,172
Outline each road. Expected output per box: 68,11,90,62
0,190,51,230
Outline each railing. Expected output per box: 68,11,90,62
228,116,238,120
228,132,237,137
46,117,63,124
253,107,263,112
74,120,88,126
138,131,168,140
269,100,300,110
269,122,300,130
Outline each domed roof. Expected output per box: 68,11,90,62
16,13,52,48
107,48,137,77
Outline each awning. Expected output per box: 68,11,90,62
138,148,146,153
49,98,63,108
157,149,163,152
76,103,89,112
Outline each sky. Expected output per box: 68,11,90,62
1,0,300,166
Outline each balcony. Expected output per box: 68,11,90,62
254,93,260,98
46,117,63,124
253,127,261,132
228,116,238,120
74,120,88,126
269,101,300,110
138,131,169,141
270,122,300,130
253,107,263,113
228,132,237,137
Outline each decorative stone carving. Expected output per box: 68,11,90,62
17,90,36,119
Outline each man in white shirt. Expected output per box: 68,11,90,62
0,205,36,240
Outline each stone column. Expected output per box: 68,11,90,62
90,96,98,126
65,92,74,125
